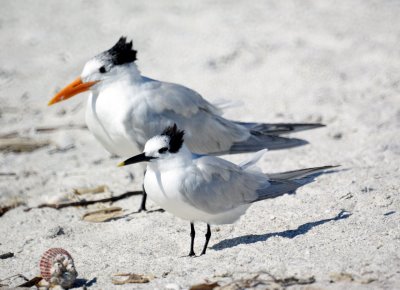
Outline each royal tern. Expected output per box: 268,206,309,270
48,37,324,211
119,124,337,256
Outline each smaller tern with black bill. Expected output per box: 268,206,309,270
119,124,337,256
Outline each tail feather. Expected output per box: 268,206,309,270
236,122,325,135
266,165,339,180
255,180,302,201
255,165,338,202
227,134,308,154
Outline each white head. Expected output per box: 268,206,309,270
48,37,138,105
119,124,186,166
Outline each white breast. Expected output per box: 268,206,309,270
144,164,249,225
85,85,142,157
144,167,195,218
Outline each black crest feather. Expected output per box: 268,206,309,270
106,37,137,65
162,124,185,153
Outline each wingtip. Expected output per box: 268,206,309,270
327,165,341,169
298,123,326,130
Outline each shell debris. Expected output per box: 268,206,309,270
39,248,77,289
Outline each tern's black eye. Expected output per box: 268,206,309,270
158,147,168,154
99,66,106,73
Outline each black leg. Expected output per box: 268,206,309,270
189,222,196,257
138,184,147,212
201,224,211,255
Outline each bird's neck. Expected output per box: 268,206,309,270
126,63,143,83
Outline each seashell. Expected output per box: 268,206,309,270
39,248,77,289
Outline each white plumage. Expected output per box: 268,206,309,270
120,125,336,255
49,37,324,211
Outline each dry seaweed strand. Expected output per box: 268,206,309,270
0,137,51,152
206,271,315,289
189,281,220,290
329,272,376,284
24,191,143,211
0,172,17,176
112,273,154,285
0,274,42,288
0,201,25,217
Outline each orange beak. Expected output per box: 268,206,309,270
48,77,98,106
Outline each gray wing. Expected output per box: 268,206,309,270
179,155,269,214
128,79,309,154
128,79,250,153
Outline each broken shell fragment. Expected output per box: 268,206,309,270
39,248,77,289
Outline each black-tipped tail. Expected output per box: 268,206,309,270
236,122,325,135
266,165,339,180
255,165,339,202
227,134,308,154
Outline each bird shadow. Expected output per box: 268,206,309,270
211,210,351,251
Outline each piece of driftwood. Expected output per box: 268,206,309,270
190,282,220,290
25,191,142,211
0,124,88,139
82,207,123,222
73,185,108,195
35,124,88,133
112,273,154,285
0,137,51,152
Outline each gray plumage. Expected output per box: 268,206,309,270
178,149,337,220
235,121,325,135
256,165,339,202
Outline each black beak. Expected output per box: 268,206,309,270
118,153,154,167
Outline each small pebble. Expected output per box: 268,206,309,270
332,132,343,139
46,226,65,239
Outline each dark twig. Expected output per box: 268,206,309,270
24,191,143,211
17,276,43,287
0,172,17,176
0,202,25,217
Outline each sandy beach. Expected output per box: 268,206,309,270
0,0,399,289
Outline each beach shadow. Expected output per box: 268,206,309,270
74,277,97,288
212,210,351,251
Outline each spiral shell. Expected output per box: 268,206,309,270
39,248,77,289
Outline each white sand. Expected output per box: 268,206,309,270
0,0,399,289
